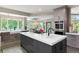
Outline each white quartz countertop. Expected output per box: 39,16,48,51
66,32,79,35
20,32,67,46
0,30,25,34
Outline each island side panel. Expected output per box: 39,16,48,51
20,34,53,53
20,34,34,52
20,34,67,53
52,39,67,53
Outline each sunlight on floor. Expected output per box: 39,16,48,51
2,46,27,53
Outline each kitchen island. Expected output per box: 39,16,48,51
20,32,67,53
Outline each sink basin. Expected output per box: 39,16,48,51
41,33,57,39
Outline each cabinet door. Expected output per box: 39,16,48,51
31,40,40,53
75,35,79,48
55,39,67,53
39,42,52,53
20,35,26,45
20,35,34,52
32,39,52,53
67,35,77,47
61,39,67,53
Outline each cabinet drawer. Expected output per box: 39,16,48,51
32,39,52,53
67,35,77,47
67,35,76,43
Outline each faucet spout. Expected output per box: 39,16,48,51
48,28,54,36
48,32,50,36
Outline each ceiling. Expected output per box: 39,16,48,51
0,5,78,21
0,5,64,14
0,5,78,15
71,6,79,14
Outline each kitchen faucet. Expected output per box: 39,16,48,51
48,28,54,36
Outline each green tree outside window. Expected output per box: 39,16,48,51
8,20,17,29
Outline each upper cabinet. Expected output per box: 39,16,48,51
53,6,71,32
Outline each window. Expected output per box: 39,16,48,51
8,19,17,29
71,15,79,32
19,20,23,28
1,18,7,30
27,20,51,32
0,12,26,31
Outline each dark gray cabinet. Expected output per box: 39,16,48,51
20,34,67,53
54,39,67,53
